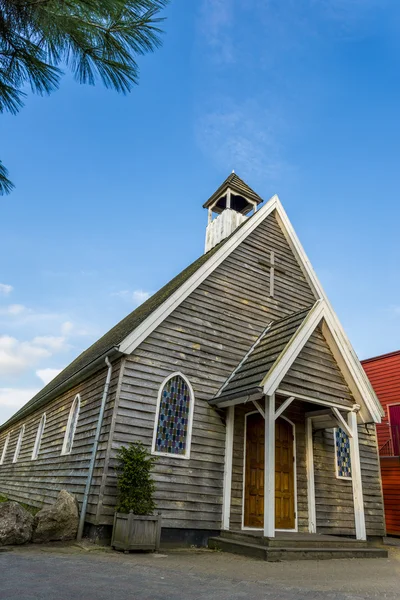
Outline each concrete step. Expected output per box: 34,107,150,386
208,537,389,562
220,530,370,549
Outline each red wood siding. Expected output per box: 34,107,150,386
362,351,400,450
380,457,400,535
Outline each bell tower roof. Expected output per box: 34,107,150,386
202,172,263,215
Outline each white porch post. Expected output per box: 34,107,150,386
306,417,317,534
222,405,234,530
348,408,367,541
264,394,275,537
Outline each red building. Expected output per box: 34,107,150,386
362,351,400,535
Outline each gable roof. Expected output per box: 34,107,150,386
211,297,383,422
212,307,313,404
1,184,384,430
202,172,263,209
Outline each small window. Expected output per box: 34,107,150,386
0,433,10,465
61,395,80,455
334,427,352,479
32,413,46,460
152,373,194,459
13,425,25,463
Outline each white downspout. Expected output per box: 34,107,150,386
77,356,113,541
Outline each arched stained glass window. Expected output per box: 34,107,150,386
334,427,352,479
152,373,194,459
61,395,80,455
13,425,25,463
32,413,46,460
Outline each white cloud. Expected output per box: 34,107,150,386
0,334,69,377
132,290,151,306
0,387,40,425
0,303,61,325
196,98,285,179
199,0,235,63
0,283,13,296
59,320,91,337
0,335,51,376
61,321,74,335
36,368,62,385
114,289,152,307
32,336,68,352
0,387,38,408
0,304,28,316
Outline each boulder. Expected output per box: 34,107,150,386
33,490,79,543
0,501,34,545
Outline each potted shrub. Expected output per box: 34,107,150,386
111,442,161,553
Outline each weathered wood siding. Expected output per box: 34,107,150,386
313,424,385,537
313,428,355,536
359,424,386,537
0,360,121,524
99,212,317,529
280,328,354,408
229,397,309,532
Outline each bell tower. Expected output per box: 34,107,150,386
203,172,263,252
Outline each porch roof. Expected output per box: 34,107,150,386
210,307,313,406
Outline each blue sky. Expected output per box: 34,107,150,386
1,0,400,424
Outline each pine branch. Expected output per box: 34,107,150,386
0,0,169,194
0,160,14,195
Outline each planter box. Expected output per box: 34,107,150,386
111,512,162,552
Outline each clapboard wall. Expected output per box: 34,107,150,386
229,397,309,533
0,359,121,523
280,328,354,408
97,211,317,529
313,425,385,537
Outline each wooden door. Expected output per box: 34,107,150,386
275,417,295,530
244,413,295,530
244,412,265,528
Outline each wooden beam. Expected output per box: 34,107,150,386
252,399,265,419
348,410,366,540
264,394,275,537
275,396,295,420
306,418,316,534
222,406,234,530
277,388,353,412
331,407,353,438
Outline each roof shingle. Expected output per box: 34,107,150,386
211,307,313,405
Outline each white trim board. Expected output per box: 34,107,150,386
262,300,324,396
117,193,382,424
120,195,280,355
275,203,382,423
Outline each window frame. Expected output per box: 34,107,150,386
61,394,81,456
32,413,46,460
0,433,10,465
334,426,352,481
13,425,25,463
151,372,195,461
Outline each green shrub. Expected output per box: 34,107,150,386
0,493,39,514
115,442,157,516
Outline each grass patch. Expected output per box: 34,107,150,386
0,493,40,515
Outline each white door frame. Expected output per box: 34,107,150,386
241,408,298,533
